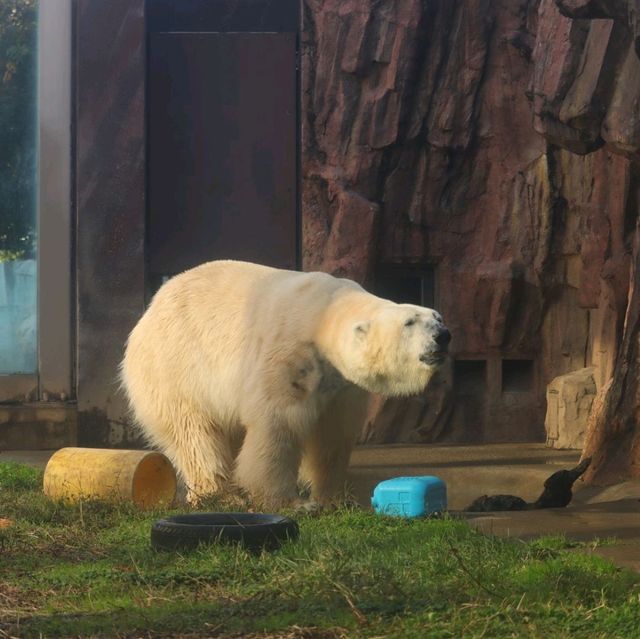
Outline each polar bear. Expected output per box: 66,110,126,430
120,260,450,507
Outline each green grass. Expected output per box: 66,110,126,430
1,462,638,638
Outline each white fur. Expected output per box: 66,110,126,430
120,260,446,506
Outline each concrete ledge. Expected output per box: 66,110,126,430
0,403,77,450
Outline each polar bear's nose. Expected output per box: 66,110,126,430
434,327,451,347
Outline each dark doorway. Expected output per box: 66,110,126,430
147,2,299,295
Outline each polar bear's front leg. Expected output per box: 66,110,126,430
300,387,368,505
234,424,303,507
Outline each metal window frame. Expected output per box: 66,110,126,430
37,0,74,401
0,0,74,403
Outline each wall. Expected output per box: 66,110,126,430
301,0,636,444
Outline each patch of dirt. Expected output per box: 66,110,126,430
0,582,39,618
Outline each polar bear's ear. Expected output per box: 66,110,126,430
354,321,370,339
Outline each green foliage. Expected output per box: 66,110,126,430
0,459,41,490
1,461,639,638
0,0,38,261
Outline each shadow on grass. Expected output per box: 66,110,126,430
1,597,352,638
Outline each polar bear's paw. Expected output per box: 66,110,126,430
293,499,324,516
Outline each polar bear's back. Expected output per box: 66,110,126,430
152,260,354,340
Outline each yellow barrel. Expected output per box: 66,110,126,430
43,447,177,508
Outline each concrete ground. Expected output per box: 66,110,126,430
2,443,639,571
0,449,54,468
347,443,583,510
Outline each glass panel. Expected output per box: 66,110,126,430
0,0,38,374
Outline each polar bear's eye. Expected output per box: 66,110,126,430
404,318,416,327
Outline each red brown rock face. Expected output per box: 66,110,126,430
302,0,640,463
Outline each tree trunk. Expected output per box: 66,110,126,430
582,224,640,483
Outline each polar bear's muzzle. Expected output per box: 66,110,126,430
419,326,451,365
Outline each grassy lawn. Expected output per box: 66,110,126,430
0,461,639,638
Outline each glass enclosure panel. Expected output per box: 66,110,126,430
0,0,38,374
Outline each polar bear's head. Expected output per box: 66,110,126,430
345,303,450,397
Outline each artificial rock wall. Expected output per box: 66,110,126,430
301,0,638,444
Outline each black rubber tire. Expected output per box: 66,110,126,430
150,512,299,552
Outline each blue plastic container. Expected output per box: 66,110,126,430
371,476,447,518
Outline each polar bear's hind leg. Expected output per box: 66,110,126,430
153,408,234,504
